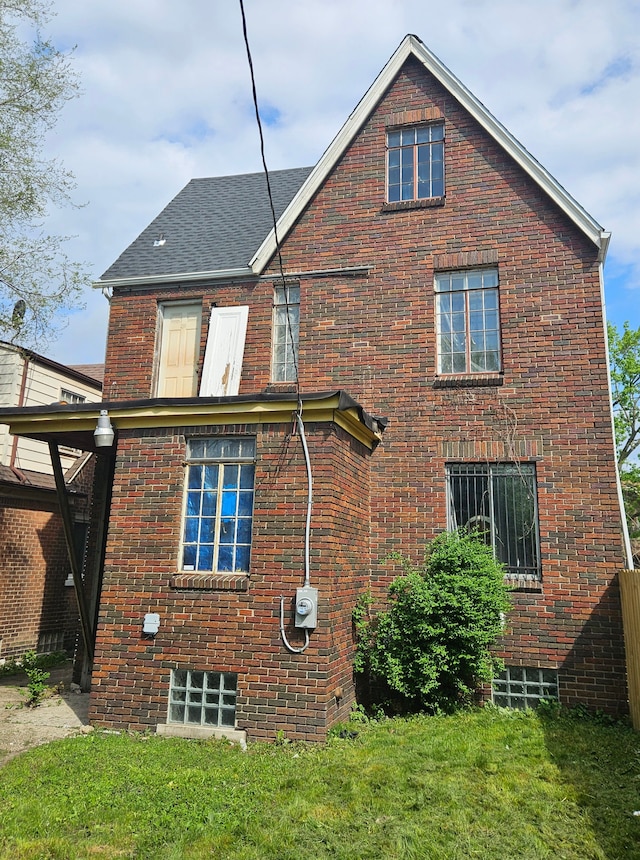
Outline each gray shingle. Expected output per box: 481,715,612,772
100,167,314,281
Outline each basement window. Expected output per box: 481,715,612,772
168,669,237,727
492,667,558,709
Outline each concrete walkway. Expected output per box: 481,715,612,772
0,663,90,766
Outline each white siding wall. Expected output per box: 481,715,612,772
0,347,22,466
0,345,102,473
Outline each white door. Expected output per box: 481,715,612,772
156,303,201,397
199,306,249,397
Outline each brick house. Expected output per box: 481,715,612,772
0,35,632,741
0,341,102,662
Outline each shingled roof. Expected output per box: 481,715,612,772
99,167,313,283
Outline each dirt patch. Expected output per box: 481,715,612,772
0,663,90,767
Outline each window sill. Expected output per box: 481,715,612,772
157,723,247,747
170,572,249,592
264,382,299,394
433,373,504,388
506,576,542,593
382,196,445,212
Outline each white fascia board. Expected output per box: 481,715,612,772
93,267,253,290
251,34,606,275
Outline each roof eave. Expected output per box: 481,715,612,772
94,266,254,291
250,34,606,274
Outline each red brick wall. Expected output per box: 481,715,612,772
0,495,80,660
90,421,371,740
100,56,628,721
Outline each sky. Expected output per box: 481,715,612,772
31,0,640,366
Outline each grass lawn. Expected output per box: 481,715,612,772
0,707,639,859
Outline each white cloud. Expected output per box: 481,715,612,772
34,0,640,363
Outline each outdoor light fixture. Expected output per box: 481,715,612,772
93,409,115,448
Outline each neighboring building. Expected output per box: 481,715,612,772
0,342,103,661
0,36,632,740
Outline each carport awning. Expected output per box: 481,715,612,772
0,390,387,453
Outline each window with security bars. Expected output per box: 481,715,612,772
272,283,299,382
446,463,540,579
168,669,237,727
387,124,444,202
435,269,501,374
181,438,255,573
492,667,558,709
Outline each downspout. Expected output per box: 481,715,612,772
599,256,635,570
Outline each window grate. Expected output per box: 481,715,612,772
492,666,558,709
168,669,238,728
446,462,540,579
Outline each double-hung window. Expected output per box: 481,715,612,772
271,283,299,383
387,123,444,202
435,269,501,374
446,463,540,579
181,438,255,574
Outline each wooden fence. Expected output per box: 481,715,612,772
620,569,640,730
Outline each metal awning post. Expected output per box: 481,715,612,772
48,441,94,662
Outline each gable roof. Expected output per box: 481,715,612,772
97,34,609,290
250,34,609,273
98,167,313,286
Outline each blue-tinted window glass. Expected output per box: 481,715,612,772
199,517,215,543
218,546,234,571
221,490,238,517
240,465,255,489
203,464,218,489
236,519,252,544
184,518,199,543
223,464,239,489
197,544,213,571
201,491,216,517
186,492,200,516
183,545,196,569
182,439,255,574
235,545,251,572
238,491,254,516
219,519,235,544
188,465,202,490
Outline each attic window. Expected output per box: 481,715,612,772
386,123,444,202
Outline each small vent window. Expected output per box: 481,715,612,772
168,669,237,727
492,667,558,709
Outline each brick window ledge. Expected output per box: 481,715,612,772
506,576,542,593
170,572,249,592
382,196,445,213
433,373,504,389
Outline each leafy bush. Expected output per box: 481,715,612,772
21,650,51,707
354,530,511,713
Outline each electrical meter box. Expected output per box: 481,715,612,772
295,586,318,629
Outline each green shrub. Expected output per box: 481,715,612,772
354,530,511,713
22,650,51,707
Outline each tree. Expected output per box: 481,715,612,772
608,322,640,469
354,531,511,714
0,0,86,346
